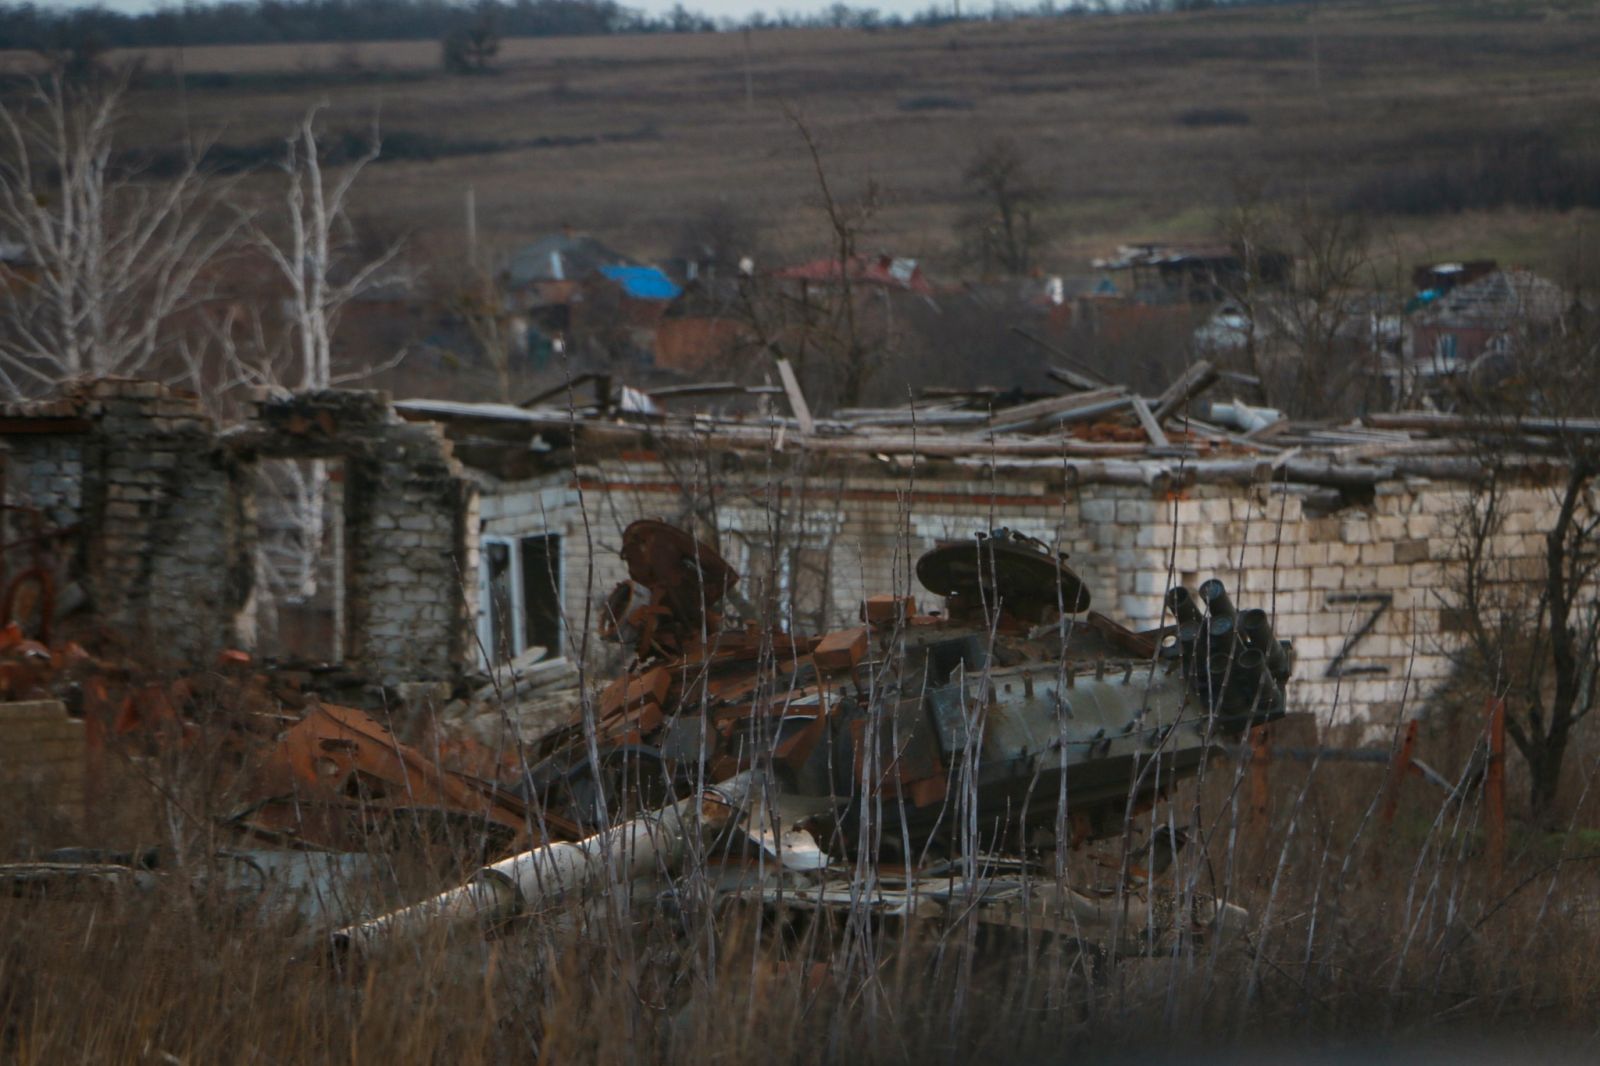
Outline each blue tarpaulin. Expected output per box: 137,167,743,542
598,265,682,301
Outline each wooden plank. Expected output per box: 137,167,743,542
775,358,814,436
988,387,1128,433
1367,411,1600,437
1151,360,1219,423
1130,397,1170,448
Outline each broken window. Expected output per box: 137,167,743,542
791,546,832,633
735,537,833,633
521,534,563,657
253,458,345,664
478,533,563,664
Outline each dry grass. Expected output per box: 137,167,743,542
7,678,1600,1062
4,2,1597,274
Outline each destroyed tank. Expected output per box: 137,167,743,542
519,520,1291,860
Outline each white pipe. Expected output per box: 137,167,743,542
334,772,755,955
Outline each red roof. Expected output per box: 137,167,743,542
773,254,934,295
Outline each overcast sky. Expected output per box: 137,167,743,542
32,0,963,22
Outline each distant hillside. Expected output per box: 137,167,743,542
2,0,1595,280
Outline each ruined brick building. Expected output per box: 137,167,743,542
0,380,1575,732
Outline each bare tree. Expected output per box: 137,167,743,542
958,135,1051,279
672,196,767,278
715,109,891,412
250,104,405,394
441,12,501,75
1445,254,1600,818
0,73,236,399
233,104,407,617
1211,193,1393,418
446,257,518,402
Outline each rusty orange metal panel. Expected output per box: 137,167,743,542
862,595,915,625
598,666,672,720
814,627,867,674
1382,719,1419,826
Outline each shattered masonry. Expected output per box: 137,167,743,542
409,400,1572,729
0,381,475,682
0,380,1577,729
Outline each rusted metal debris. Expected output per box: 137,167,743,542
3,514,1291,964
0,618,555,859
229,701,560,854
522,522,1287,847
340,519,1290,957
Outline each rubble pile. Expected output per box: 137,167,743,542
5,516,1294,969
337,518,1290,956
396,649,586,784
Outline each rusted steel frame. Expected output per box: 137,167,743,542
1248,724,1271,829
242,703,538,842
332,771,757,955
1,568,54,643
1382,720,1420,826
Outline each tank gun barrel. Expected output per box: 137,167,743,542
332,772,760,957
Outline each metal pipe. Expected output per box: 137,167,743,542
1207,614,1237,658
1239,608,1290,681
1225,649,1281,719
333,771,756,956
1198,578,1235,620
1177,622,1200,675
1166,586,1203,627
1201,653,1234,709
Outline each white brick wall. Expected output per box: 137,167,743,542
472,459,1572,731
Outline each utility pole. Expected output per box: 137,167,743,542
1311,0,1323,98
465,185,478,268
742,27,753,112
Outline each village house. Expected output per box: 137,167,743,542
1407,267,1570,374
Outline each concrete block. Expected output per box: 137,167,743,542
1406,514,1439,539
1297,543,1329,567
1376,564,1409,587
1310,566,1343,590
1277,568,1310,591
1326,543,1360,567
1373,516,1406,541
1361,542,1395,566
1342,565,1378,590
1339,518,1373,545
1393,539,1430,564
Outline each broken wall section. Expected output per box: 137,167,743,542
236,390,477,683
556,454,1566,728
0,382,477,685
0,381,240,664
0,700,85,839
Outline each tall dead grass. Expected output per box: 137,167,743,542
7,630,1600,1062
8,422,1600,1063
